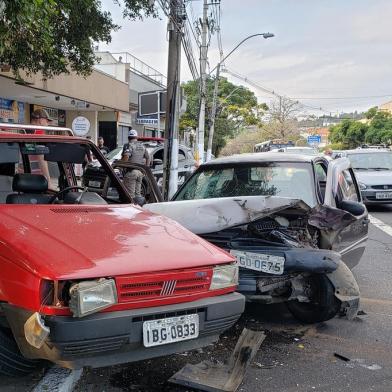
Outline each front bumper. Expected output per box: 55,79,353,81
3,293,244,369
361,189,392,204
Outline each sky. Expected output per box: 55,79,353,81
100,0,392,115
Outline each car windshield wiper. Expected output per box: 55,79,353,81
353,167,369,170
370,167,390,170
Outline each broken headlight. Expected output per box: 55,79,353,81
69,279,117,317
210,264,238,290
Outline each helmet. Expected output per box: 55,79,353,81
128,129,138,138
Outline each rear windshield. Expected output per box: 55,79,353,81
175,162,316,207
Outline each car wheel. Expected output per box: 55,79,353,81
287,274,341,323
0,328,41,376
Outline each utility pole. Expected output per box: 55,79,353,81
206,63,220,161
196,0,209,165
162,0,183,200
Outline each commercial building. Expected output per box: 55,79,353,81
94,51,167,142
0,67,129,149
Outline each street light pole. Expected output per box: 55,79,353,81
206,32,274,162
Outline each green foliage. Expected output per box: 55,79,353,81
180,76,266,155
329,119,368,149
0,0,157,78
329,109,392,148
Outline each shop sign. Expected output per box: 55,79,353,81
72,116,90,136
136,117,158,125
0,98,25,123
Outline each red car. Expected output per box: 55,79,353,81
0,125,244,376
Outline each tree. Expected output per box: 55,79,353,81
263,96,301,140
329,119,368,148
180,76,266,155
0,0,157,78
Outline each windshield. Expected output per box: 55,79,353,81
0,140,129,204
106,147,122,160
174,162,316,207
347,152,392,170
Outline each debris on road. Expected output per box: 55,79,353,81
334,353,351,362
169,328,265,392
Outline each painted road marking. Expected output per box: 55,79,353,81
369,214,392,238
33,367,83,392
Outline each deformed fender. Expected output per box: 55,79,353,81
326,261,360,319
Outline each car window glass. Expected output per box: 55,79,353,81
178,149,186,161
153,148,164,161
338,169,359,202
175,163,316,207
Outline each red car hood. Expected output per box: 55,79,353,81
0,205,233,280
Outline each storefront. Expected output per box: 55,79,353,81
0,98,26,123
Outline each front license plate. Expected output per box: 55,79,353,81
88,180,101,188
230,250,285,275
376,191,392,199
143,314,199,347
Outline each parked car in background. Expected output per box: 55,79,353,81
83,140,196,193
146,152,369,323
0,125,244,376
344,149,392,204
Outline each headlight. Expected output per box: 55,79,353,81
358,182,367,190
210,265,238,290
69,279,117,318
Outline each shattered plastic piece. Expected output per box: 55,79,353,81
169,328,266,392
334,353,350,362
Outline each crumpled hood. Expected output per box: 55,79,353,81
0,205,233,280
144,196,311,234
354,170,392,186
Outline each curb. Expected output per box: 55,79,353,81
32,367,83,392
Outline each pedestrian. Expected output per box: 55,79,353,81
97,136,110,155
324,148,333,157
122,130,151,200
31,108,52,127
30,108,52,185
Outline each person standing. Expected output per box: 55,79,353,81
97,136,110,155
30,109,52,185
122,130,150,200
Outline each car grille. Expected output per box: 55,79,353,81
59,335,129,357
371,185,392,190
116,268,212,303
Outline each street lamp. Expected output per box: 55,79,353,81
206,32,274,162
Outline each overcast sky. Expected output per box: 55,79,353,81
100,0,392,115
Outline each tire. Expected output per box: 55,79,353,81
287,274,341,323
0,328,41,377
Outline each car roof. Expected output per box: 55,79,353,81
344,148,391,154
0,133,88,143
201,152,317,166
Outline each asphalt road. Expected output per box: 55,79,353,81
1,205,392,392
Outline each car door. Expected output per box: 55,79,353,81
324,157,369,268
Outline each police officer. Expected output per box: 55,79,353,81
122,130,151,200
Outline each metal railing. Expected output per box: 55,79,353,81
111,52,167,87
0,123,74,136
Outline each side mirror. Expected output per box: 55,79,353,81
337,199,366,216
153,159,163,166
